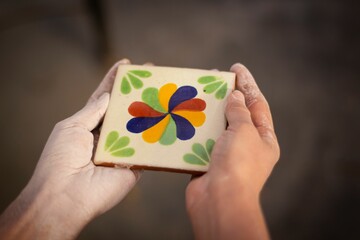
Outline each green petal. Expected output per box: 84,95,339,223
159,117,177,145
183,154,207,166
127,73,143,89
121,76,131,94
105,131,119,151
198,76,218,84
129,70,152,78
215,82,228,99
142,87,166,113
109,136,130,152
111,148,135,157
206,139,215,156
203,81,223,94
192,143,209,162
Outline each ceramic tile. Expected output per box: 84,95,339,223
94,65,235,173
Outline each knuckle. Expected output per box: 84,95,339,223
239,121,257,132
273,142,281,161
227,121,256,135
226,105,251,122
269,131,280,161
54,119,91,135
266,137,280,163
54,119,70,130
226,99,247,112
248,95,269,110
258,127,280,163
87,95,97,103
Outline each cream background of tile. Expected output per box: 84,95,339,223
94,65,235,172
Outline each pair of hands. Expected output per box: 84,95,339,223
0,59,279,240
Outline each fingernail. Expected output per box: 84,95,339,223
230,63,244,72
227,90,245,109
232,90,245,102
119,58,130,64
231,63,256,85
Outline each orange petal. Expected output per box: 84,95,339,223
172,110,206,127
142,115,170,143
159,83,177,112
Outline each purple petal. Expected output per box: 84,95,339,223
171,113,195,140
127,115,167,133
168,86,197,112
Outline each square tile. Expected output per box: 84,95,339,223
94,65,235,173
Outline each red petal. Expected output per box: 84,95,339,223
172,98,206,112
128,102,165,117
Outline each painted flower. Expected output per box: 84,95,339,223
126,83,206,145
198,75,228,99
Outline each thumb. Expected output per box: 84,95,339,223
65,93,110,131
225,90,253,131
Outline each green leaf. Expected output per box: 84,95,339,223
206,139,215,156
142,87,166,113
120,70,151,94
203,81,223,94
192,143,209,162
105,131,119,151
159,117,177,145
112,148,135,157
127,73,143,89
105,131,135,158
183,139,216,166
215,82,227,100
183,154,207,166
129,70,152,78
109,136,130,152
198,75,228,101
198,76,218,84
121,76,131,94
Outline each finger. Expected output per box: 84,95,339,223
131,169,143,181
88,58,130,103
230,63,277,144
66,92,110,131
230,63,274,128
190,173,204,181
225,90,253,130
91,167,142,216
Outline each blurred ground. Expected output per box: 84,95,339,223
0,0,359,239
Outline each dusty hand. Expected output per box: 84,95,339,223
33,58,140,217
186,63,280,240
0,59,140,240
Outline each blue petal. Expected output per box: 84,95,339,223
171,113,195,140
127,115,167,133
168,86,197,112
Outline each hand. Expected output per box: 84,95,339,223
186,63,280,240
0,59,141,240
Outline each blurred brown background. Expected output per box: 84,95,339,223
0,0,359,239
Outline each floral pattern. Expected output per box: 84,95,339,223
126,83,206,145
183,139,215,166
120,70,152,94
198,75,228,99
104,131,135,157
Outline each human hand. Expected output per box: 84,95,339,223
0,59,141,240
186,63,280,240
